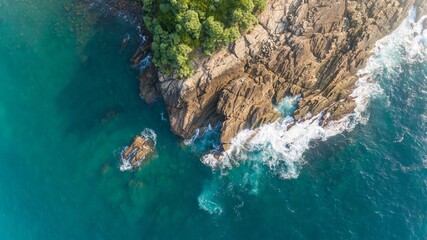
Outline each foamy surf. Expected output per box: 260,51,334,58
201,7,427,180
184,123,222,154
197,161,264,216
198,180,224,215
197,7,426,215
274,95,301,116
119,128,157,171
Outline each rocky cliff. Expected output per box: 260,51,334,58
134,0,426,150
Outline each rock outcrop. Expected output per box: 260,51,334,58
121,136,155,169
134,0,426,150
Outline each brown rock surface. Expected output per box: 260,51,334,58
135,0,427,150
121,136,154,168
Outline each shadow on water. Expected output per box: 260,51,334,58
55,15,157,139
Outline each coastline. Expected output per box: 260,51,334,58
203,7,427,174
2,0,427,238
132,0,426,153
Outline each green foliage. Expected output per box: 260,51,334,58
180,10,202,39
143,0,266,78
223,26,240,43
253,0,266,13
201,16,224,54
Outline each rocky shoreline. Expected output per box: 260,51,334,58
132,0,426,151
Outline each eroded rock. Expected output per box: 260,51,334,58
120,136,154,170
134,0,426,151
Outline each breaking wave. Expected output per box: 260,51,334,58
201,7,427,179
197,7,426,215
119,128,157,172
184,123,222,154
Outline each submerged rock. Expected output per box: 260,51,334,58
101,109,117,124
120,135,155,170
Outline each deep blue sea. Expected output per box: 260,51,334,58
0,1,426,239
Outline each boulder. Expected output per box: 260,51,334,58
121,136,154,169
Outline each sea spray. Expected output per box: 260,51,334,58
184,123,222,154
201,7,427,179
196,7,427,214
274,95,301,116
325,7,427,135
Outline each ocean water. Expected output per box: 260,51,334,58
0,1,426,239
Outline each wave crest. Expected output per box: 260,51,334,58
201,7,427,179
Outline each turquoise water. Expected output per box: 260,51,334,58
0,1,426,239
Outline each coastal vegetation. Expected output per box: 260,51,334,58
142,0,266,78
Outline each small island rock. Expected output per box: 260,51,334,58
120,136,154,170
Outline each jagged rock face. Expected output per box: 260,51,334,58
121,136,154,168
137,0,425,150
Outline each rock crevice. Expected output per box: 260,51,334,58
134,0,426,150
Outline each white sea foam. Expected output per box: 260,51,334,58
197,179,224,215
201,7,427,179
197,7,426,215
274,95,301,116
119,128,157,171
198,192,224,215
184,123,222,153
183,128,200,146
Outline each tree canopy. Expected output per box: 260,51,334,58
142,0,266,78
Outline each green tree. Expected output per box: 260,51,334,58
180,10,202,39
223,26,240,42
142,0,266,78
202,16,224,54
253,0,266,13
238,0,255,13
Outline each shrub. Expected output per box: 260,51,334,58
143,0,267,78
